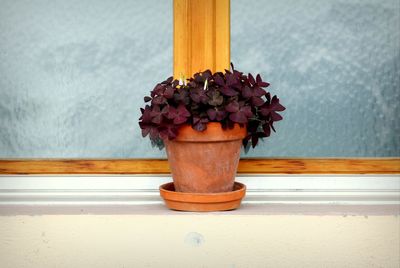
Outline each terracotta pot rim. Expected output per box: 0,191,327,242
168,122,247,142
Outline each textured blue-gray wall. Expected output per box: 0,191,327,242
0,0,399,158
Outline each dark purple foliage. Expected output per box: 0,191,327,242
166,104,191,124
190,87,209,104
192,116,209,132
138,63,285,150
260,95,285,121
214,73,239,96
225,101,253,124
150,84,175,105
207,108,227,121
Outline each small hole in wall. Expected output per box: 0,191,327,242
184,232,204,247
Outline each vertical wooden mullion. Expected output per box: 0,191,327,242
173,0,189,79
187,0,192,77
215,0,230,72
174,0,230,79
208,0,217,72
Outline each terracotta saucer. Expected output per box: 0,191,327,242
159,182,246,212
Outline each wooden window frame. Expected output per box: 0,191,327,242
0,1,398,175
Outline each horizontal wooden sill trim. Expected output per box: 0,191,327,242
0,158,399,174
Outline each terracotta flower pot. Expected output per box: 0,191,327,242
164,122,247,193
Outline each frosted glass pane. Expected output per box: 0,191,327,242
232,0,400,157
0,0,170,158
0,0,399,158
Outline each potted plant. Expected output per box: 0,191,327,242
139,64,285,211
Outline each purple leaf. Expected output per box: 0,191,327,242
219,86,238,96
151,84,175,105
162,76,173,85
242,86,253,99
140,105,152,123
207,90,224,106
150,105,168,124
263,123,271,137
166,104,190,124
192,116,209,131
241,106,253,117
265,92,271,103
173,116,188,124
202,70,212,80
207,109,226,121
270,121,276,132
214,74,225,86
139,122,149,135
251,135,259,147
193,122,206,131
248,73,256,85
260,96,285,116
271,96,286,111
228,105,253,124
254,87,267,96
151,84,164,97
164,86,175,99
241,85,266,106
247,120,260,133
229,112,248,123
215,74,238,96
243,135,250,145
190,87,208,103
151,95,165,105
256,74,270,87
139,123,159,139
226,73,238,87
271,112,283,121
251,96,265,107
215,110,227,121
207,109,217,120
225,101,239,112
177,104,190,117
173,89,190,105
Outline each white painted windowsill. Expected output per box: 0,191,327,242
0,175,399,215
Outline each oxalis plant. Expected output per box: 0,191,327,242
139,63,285,152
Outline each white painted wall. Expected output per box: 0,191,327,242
1,215,399,268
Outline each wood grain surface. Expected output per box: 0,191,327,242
0,158,398,174
173,0,230,78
